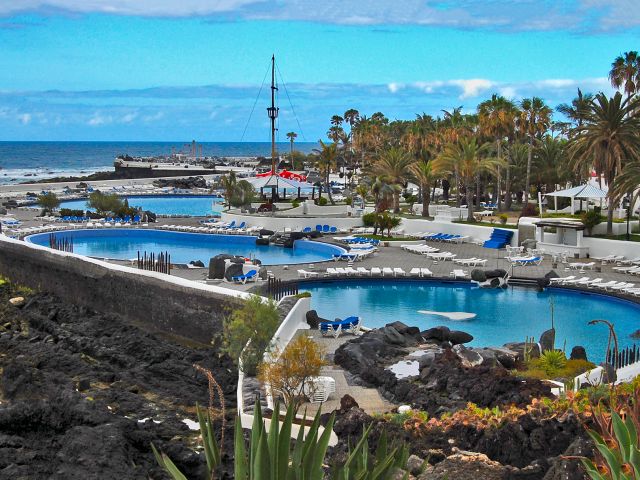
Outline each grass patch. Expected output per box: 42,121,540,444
592,233,640,242
517,358,595,381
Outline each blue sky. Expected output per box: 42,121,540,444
0,1,638,141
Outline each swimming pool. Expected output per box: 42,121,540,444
302,279,640,362
27,229,345,265
59,195,223,217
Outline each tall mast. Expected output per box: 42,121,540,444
267,54,279,175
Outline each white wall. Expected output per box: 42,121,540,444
582,237,640,259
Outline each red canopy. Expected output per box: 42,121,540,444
255,170,307,182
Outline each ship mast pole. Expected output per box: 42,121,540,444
267,54,279,175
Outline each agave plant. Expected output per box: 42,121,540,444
153,400,410,479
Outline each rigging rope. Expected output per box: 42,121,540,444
276,62,307,142
240,60,271,142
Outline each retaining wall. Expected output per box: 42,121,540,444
0,235,251,343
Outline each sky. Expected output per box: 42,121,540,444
0,0,638,142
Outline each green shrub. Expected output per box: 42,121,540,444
538,350,567,376
291,200,300,208
345,196,352,206
581,210,603,235
317,196,328,206
37,192,60,214
498,213,508,225
222,295,280,376
362,212,378,228
59,208,86,217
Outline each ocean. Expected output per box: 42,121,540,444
0,141,317,185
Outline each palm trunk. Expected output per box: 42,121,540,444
476,173,481,210
393,190,400,214
422,183,431,217
505,162,512,210
525,134,533,204
607,196,614,235
455,169,461,207
466,181,474,222
326,171,334,205
496,141,502,211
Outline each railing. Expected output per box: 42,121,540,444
137,250,171,275
607,344,639,369
49,233,73,253
266,278,298,301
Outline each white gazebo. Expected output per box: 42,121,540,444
246,174,314,200
545,184,608,214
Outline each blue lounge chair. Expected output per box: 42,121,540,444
319,316,361,338
232,269,258,284
133,215,141,224
302,227,312,233
315,225,323,232
329,226,338,233
322,225,330,233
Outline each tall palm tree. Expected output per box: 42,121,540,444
330,115,344,128
371,147,414,213
409,159,436,217
517,97,553,204
533,135,568,194
567,92,640,234
343,109,360,129
505,142,529,207
556,89,593,132
219,172,237,210
313,140,338,205
286,131,297,156
609,51,640,100
432,137,501,221
478,94,518,211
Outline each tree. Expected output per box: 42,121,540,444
376,211,402,237
219,172,237,210
87,191,125,215
409,159,436,217
37,192,60,215
517,97,553,204
371,147,414,213
567,92,640,234
286,131,297,156
478,94,518,211
229,180,256,208
432,137,500,221
556,88,593,133
313,140,338,205
609,50,640,100
258,335,326,411
222,295,280,376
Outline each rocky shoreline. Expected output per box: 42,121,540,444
0,283,237,479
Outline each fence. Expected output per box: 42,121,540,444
137,251,171,275
49,234,73,253
606,344,639,369
266,278,298,301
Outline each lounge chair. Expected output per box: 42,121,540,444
356,267,370,276
409,268,421,277
450,269,468,279
511,256,543,266
563,276,590,285
421,268,433,277
325,267,338,276
382,267,394,276
370,267,382,276
297,269,319,278
232,269,258,284
319,316,361,338
393,267,406,277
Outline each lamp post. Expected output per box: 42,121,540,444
623,195,631,241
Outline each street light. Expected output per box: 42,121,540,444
623,195,631,241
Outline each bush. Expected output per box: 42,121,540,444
498,213,508,225
362,212,378,228
222,295,280,376
581,210,603,235
345,196,352,206
520,203,539,217
317,196,328,206
291,200,300,208
59,208,85,217
37,192,60,214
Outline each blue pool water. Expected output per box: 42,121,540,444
59,195,223,217
27,229,345,266
302,280,640,362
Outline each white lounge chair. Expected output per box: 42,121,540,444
421,268,433,277
371,267,382,276
409,268,421,277
450,269,468,279
382,267,394,276
393,267,406,277
356,267,370,276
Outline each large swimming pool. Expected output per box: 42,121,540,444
27,229,345,265
59,195,223,216
303,279,640,362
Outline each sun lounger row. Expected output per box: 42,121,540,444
593,254,625,264
612,265,640,275
548,277,640,295
325,266,433,277
423,233,468,243
453,257,487,267
401,244,440,254
9,224,70,237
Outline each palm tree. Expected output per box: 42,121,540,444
343,109,360,129
556,89,593,132
371,147,414,213
219,172,237,210
533,135,568,194
432,137,500,221
517,97,553,204
609,51,640,100
313,140,338,205
505,142,529,207
330,115,344,128
286,131,297,156
567,92,640,234
478,94,518,211
409,159,436,217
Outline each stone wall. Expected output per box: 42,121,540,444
0,235,248,344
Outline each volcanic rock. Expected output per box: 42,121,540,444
452,345,483,367
539,328,556,352
569,346,588,361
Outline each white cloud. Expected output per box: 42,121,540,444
449,79,494,99
120,111,137,123
88,112,112,126
1,0,638,31
17,113,31,124
143,111,165,122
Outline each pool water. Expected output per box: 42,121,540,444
59,195,223,217
302,279,640,362
27,229,344,266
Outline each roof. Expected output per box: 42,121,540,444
546,184,607,199
533,219,586,230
